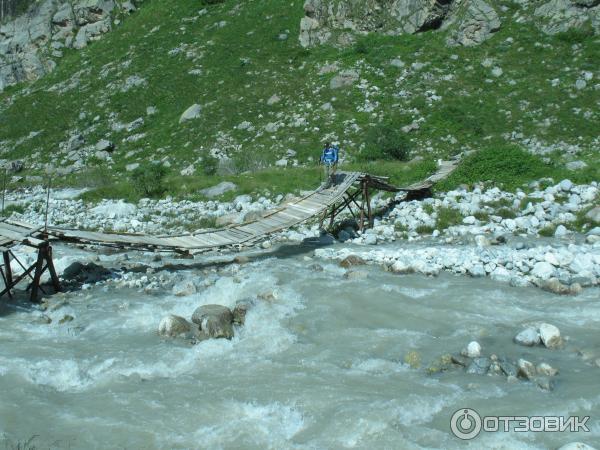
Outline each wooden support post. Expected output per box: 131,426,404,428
366,183,373,228
45,245,61,292
0,266,11,299
359,180,366,232
318,209,328,230
26,243,60,302
30,246,46,303
328,203,339,229
2,251,12,298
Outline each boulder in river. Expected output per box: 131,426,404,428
62,261,112,284
451,354,469,367
339,255,366,268
514,327,541,347
233,298,255,325
517,358,536,380
540,278,579,295
535,376,554,391
539,323,562,349
498,358,517,377
58,314,74,324
466,357,491,375
158,315,192,338
465,341,481,358
536,362,558,377
191,304,234,339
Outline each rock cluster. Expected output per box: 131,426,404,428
158,300,254,343
514,323,563,349
300,0,501,48
429,339,560,391
534,0,600,35
317,238,600,293
6,186,285,236
299,0,599,49
0,0,138,90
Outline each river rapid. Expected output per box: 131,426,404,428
0,242,599,449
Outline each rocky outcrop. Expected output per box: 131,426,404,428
299,0,501,48
0,0,138,91
534,0,600,35
442,0,501,46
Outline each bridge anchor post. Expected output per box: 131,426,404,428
29,243,61,302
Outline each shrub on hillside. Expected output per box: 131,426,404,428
360,121,411,162
556,28,594,44
438,144,555,191
202,155,219,176
201,0,225,5
130,164,168,197
353,39,369,55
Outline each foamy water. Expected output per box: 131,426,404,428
0,245,599,449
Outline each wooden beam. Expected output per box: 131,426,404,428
0,266,11,299
366,184,373,228
45,245,61,292
2,251,12,297
0,259,37,298
30,245,47,303
359,180,366,232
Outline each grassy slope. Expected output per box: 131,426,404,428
0,0,598,201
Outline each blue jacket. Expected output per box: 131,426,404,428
321,146,339,165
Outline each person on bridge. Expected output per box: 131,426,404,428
320,142,339,187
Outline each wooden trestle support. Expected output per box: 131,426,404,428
0,241,61,302
319,177,377,232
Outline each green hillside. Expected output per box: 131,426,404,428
0,0,598,201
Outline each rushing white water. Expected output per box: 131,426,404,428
0,243,599,449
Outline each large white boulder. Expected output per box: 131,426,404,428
539,323,562,349
531,261,555,280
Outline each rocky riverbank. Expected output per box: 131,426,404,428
4,176,599,294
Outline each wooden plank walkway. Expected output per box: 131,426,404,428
44,172,364,252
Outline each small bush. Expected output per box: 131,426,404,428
436,207,463,230
573,206,599,232
2,203,25,216
473,211,490,222
201,0,225,5
556,28,594,45
202,155,219,176
130,164,168,197
361,121,411,162
422,203,435,215
197,216,217,229
416,225,435,234
353,39,369,55
496,208,516,219
430,104,484,137
539,225,556,237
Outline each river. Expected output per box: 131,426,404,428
0,242,598,449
